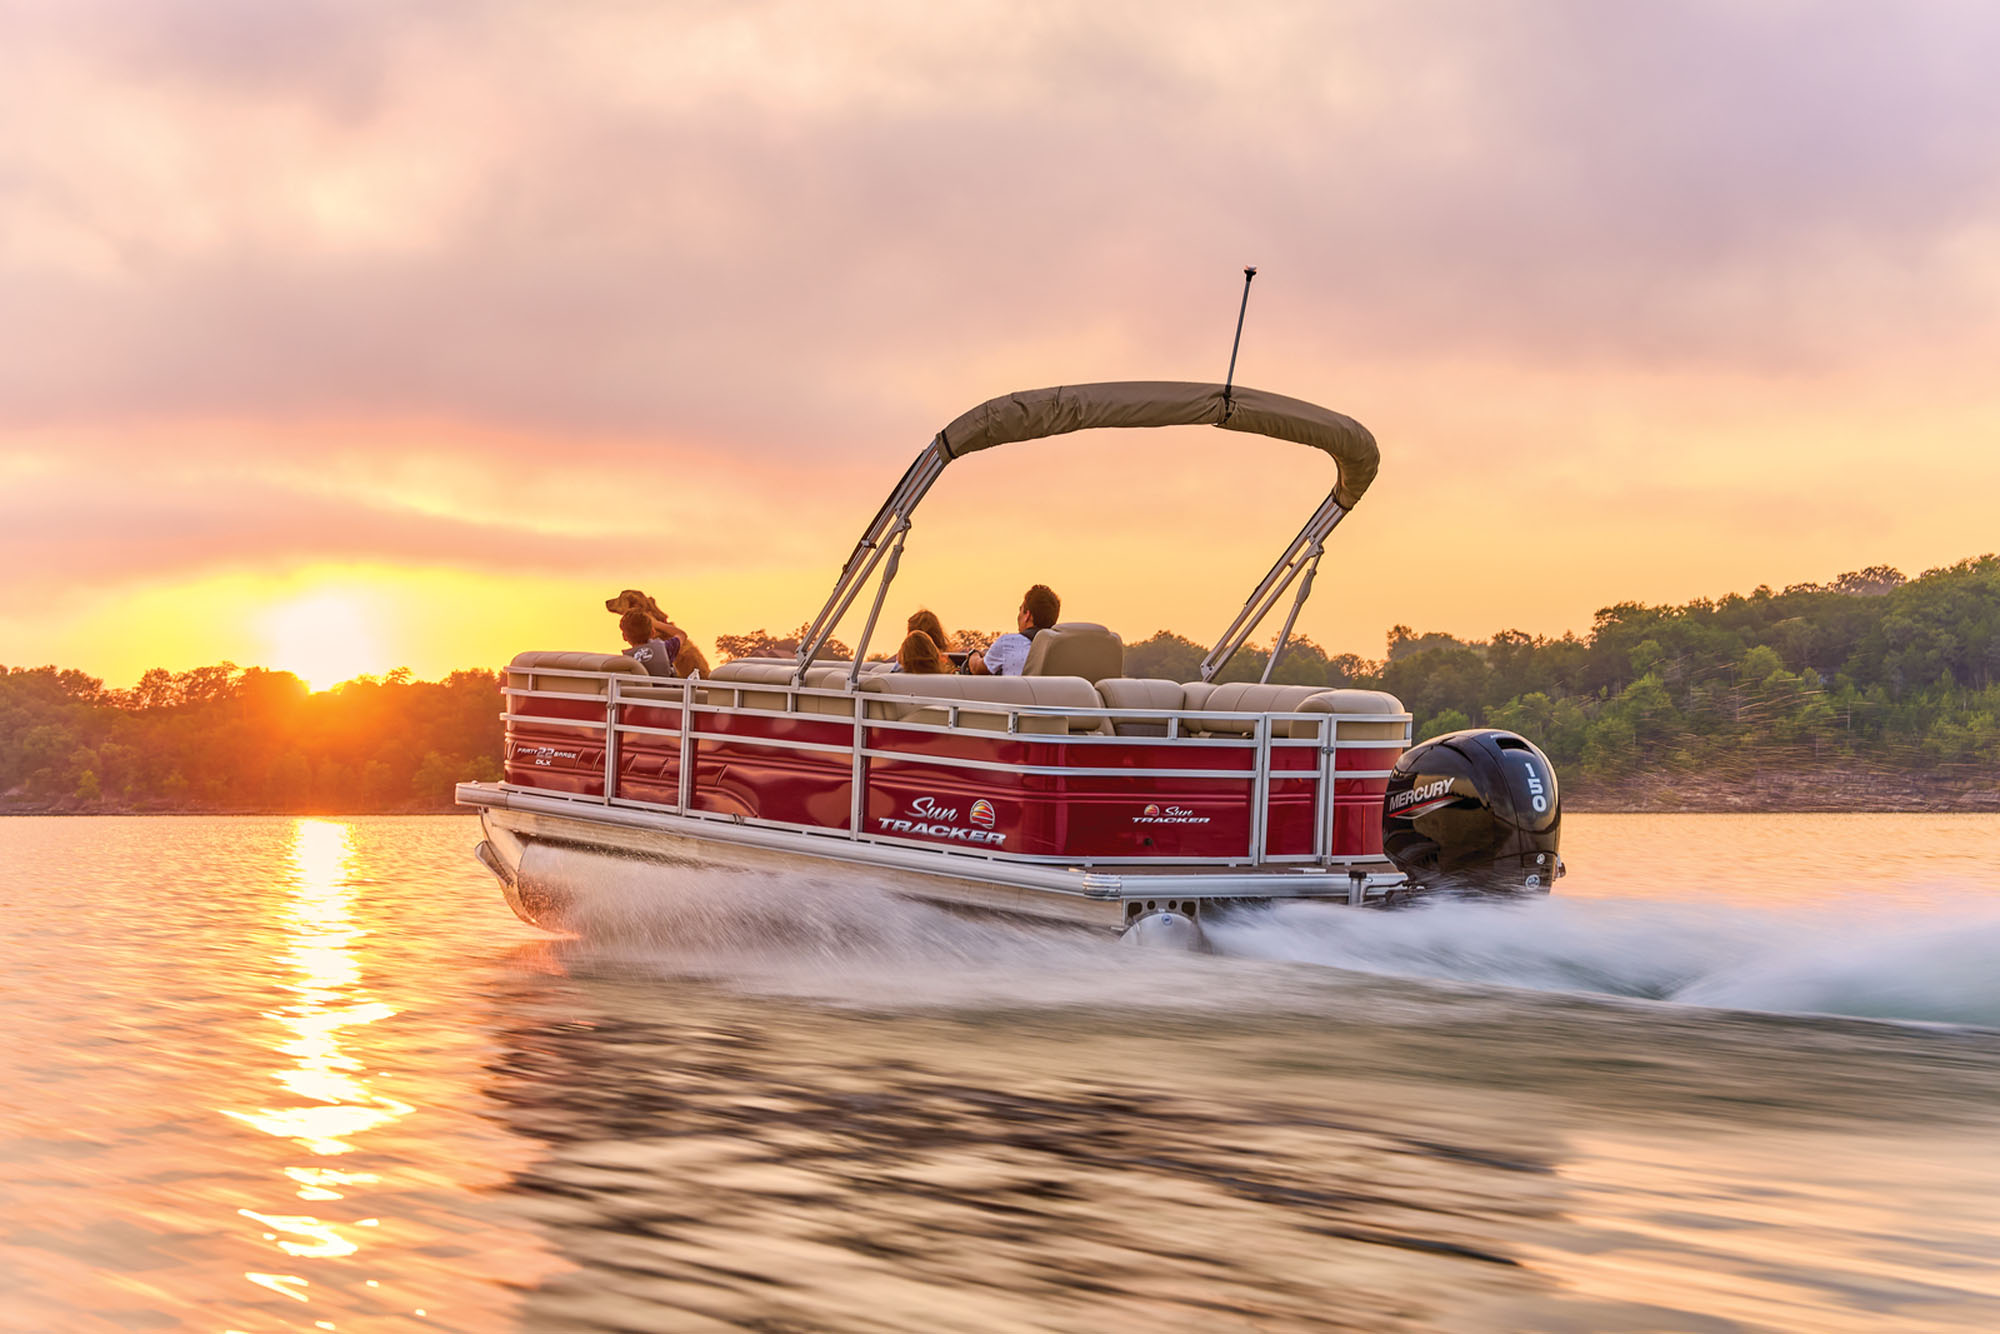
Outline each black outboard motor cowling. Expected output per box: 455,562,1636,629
1382,728,1563,894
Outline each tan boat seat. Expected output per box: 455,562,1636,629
709,655,887,673
1192,682,1406,738
1095,678,1186,735
1179,680,1219,712
507,650,647,698
1194,682,1330,732
701,660,861,716
861,673,1109,734
1022,622,1125,683
1297,687,1408,742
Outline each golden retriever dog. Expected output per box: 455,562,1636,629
605,590,710,677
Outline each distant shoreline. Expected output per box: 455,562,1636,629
1566,768,2000,815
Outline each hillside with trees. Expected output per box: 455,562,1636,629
1127,556,2000,810
0,666,502,813
4,556,1996,813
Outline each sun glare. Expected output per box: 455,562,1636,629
262,593,384,691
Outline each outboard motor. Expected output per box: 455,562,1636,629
1381,729,1563,894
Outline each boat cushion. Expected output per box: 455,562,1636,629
507,650,647,697
1095,678,1185,736
1194,682,1406,738
708,660,807,684
701,660,861,716
1299,688,1404,715
1298,688,1409,742
1187,681,1327,733
509,650,648,675
1022,622,1125,683
860,673,1108,734
708,655,886,674
1178,680,1219,712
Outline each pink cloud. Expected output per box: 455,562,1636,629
4,3,1997,444
6,1,2000,675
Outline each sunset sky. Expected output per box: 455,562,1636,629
6,1,1999,689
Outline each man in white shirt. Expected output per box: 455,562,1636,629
969,585,1060,676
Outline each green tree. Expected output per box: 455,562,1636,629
1123,632,1206,682
411,751,463,806
1417,708,1471,741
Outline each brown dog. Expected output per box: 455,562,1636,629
605,590,710,677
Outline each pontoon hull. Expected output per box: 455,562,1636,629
460,782,1405,936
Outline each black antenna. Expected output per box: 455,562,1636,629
1222,265,1257,409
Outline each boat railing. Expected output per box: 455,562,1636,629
495,666,1410,869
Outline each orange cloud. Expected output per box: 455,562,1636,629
6,2,2000,685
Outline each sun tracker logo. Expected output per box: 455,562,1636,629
876,795,1007,846
1133,804,1209,825
970,799,996,828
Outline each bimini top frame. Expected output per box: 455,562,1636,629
794,380,1380,686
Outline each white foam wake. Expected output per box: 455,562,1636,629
522,845,2000,1026
1204,894,2000,1027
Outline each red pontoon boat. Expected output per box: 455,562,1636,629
457,380,1562,947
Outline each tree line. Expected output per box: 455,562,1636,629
4,555,1995,812
0,665,502,813
1118,557,2000,793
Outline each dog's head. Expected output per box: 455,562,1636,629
606,590,672,623
605,589,651,615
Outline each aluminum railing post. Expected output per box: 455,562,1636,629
1249,716,1272,864
604,676,620,805
677,675,695,813
1313,716,1335,864
849,694,866,838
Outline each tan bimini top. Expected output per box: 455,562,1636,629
934,380,1379,509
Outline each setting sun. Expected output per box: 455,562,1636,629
261,592,385,691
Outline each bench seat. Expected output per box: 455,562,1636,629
512,653,1404,742
859,673,1110,734
1095,678,1406,739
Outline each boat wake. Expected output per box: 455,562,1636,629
524,847,2000,1027
525,849,1162,1001
1206,894,2000,1028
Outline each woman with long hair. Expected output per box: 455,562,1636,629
897,630,947,674
907,608,953,654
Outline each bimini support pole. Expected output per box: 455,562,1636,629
1260,547,1324,683
1197,495,1346,682
845,519,911,690
794,439,947,682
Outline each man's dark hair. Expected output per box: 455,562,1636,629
1022,584,1060,631
619,609,654,646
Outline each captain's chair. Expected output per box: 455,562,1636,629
1022,622,1124,683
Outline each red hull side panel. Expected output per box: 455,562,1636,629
505,699,1396,862
505,722,605,797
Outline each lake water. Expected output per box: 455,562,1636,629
3,814,1998,1332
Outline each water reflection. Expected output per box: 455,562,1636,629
222,819,409,1305
481,959,1569,1330
5,815,1998,1331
